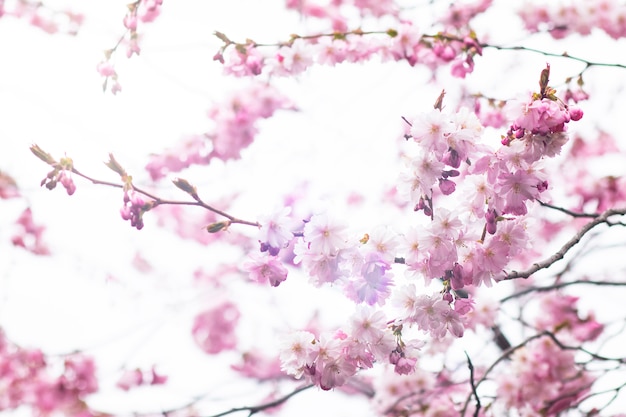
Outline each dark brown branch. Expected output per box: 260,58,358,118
504,208,626,280
501,280,626,302
537,199,599,218
461,330,626,416
464,351,481,417
206,384,314,417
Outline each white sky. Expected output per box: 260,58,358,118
2,0,626,416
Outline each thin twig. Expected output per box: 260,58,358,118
501,280,626,302
206,384,315,417
504,208,626,280
537,199,599,218
71,168,260,227
464,351,481,417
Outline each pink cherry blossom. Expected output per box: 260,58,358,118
258,206,294,255
192,302,240,354
243,253,289,287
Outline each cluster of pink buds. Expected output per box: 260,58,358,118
120,190,152,230
38,157,76,196
503,65,583,150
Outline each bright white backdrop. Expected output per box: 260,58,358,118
2,0,626,416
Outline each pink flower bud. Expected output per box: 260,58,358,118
569,106,583,121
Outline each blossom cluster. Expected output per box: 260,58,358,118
497,336,594,415
192,301,241,354
0,329,98,415
145,82,295,180
280,306,418,390
2,0,83,35
285,0,400,26
11,207,50,255
96,0,163,94
518,1,626,40
264,68,584,392
120,189,152,230
216,25,483,80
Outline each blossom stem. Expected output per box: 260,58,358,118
71,167,260,227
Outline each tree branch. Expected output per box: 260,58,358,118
205,384,314,417
464,351,481,417
537,199,600,218
69,167,260,228
501,280,626,302
504,208,626,280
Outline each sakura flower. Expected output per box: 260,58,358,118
258,206,293,255
222,45,264,77
231,351,284,380
116,369,143,391
397,226,422,265
410,110,453,155
294,240,345,285
431,208,463,240
279,331,318,379
272,38,314,76
497,169,540,215
365,225,400,263
243,253,288,287
393,356,417,375
349,305,389,346
192,302,240,354
317,357,356,391
303,213,349,255
345,255,393,305
411,294,450,337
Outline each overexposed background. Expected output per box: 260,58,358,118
2,0,626,415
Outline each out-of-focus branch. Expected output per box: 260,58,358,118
464,351,481,417
501,280,626,302
537,199,600,218
461,330,626,417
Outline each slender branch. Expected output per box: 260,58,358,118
480,43,626,74
576,379,626,413
504,208,626,280
537,199,599,218
461,330,626,417
542,330,626,363
460,332,547,416
501,280,626,302
464,351,481,417
71,168,260,228
205,384,314,417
